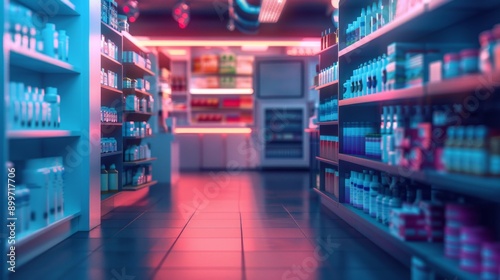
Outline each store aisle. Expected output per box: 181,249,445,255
12,171,409,280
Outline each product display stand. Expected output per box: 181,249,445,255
2,0,101,266
314,0,500,279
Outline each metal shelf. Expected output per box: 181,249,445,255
339,87,425,106
123,180,158,191
123,62,155,77
101,21,121,38
315,80,339,91
123,157,157,166
317,121,339,126
123,135,153,140
101,53,122,68
16,212,81,248
10,48,79,74
123,88,153,97
101,151,123,158
316,44,338,56
318,198,476,280
124,111,154,117
316,156,338,166
338,154,427,182
427,71,500,97
122,31,151,54
101,122,122,126
101,84,122,94
7,130,81,139
339,5,426,58
426,171,500,203
15,0,79,16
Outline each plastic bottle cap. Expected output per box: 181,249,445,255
110,164,116,169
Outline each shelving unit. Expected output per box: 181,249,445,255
313,1,500,279
121,30,157,194
2,0,100,268
314,36,340,197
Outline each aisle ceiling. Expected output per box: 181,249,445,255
126,0,333,39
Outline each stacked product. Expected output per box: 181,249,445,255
100,107,119,123
101,69,119,89
459,227,493,274
125,94,154,113
100,35,119,60
317,62,339,87
219,52,237,74
321,28,337,50
8,83,61,130
481,243,500,279
319,97,338,122
101,0,118,30
123,51,152,70
342,122,377,156
343,55,388,99
101,137,118,153
124,165,153,187
23,157,65,230
390,206,426,241
324,168,339,197
444,204,478,259
419,200,445,242
100,164,119,192
123,77,151,91
9,3,70,61
124,144,152,162
319,135,339,162
443,126,498,177
123,121,152,137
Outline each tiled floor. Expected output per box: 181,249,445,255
12,171,409,280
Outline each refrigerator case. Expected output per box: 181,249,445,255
258,103,310,168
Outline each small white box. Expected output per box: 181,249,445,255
429,60,443,83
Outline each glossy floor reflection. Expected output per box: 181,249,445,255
12,171,409,280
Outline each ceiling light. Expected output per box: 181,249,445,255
259,0,287,23
331,0,340,9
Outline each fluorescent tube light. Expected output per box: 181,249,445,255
190,88,254,95
259,0,287,23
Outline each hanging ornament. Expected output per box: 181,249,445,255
172,2,190,29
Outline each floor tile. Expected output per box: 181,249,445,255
180,228,242,238
242,228,305,238
243,238,315,252
153,268,243,280
172,238,241,251
161,252,242,268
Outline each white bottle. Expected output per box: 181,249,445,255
108,164,119,191
369,175,380,217
55,159,65,219
58,30,69,62
33,87,41,128
24,158,50,229
363,172,371,213
45,87,60,128
101,165,109,192
357,172,365,209
382,177,396,225
42,23,56,58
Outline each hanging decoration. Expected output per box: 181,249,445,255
172,1,191,29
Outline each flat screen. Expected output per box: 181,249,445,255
257,61,304,98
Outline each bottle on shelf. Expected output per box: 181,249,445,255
369,174,380,217
108,164,119,191
363,172,371,213
101,165,109,192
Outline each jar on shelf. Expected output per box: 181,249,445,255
479,30,495,74
460,49,480,74
443,53,460,79
118,15,129,32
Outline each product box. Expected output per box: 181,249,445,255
386,43,425,90
200,54,219,73
236,55,254,75
219,52,236,74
